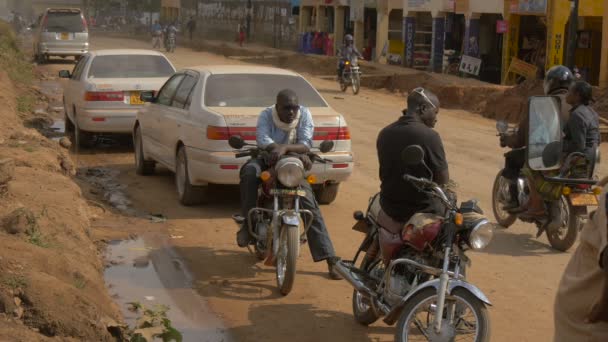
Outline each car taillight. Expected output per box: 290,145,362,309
313,127,351,140
577,184,591,190
207,126,256,140
84,91,124,102
42,15,48,31
82,16,88,32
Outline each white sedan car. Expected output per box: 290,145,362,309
134,65,353,205
59,49,176,147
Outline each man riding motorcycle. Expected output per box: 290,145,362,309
236,89,342,280
500,65,574,230
376,87,451,224
337,34,363,80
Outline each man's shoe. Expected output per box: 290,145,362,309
327,257,343,280
236,227,253,248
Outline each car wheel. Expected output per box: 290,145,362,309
73,108,95,149
134,126,155,175
175,146,208,206
314,182,340,205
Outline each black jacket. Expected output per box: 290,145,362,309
563,104,600,161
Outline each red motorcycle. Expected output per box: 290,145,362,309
334,145,494,341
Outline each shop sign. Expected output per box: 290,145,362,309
513,0,548,15
350,0,364,22
404,17,416,67
459,55,482,76
496,20,508,33
507,57,538,79
408,0,430,10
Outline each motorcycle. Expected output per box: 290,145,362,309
229,136,335,295
334,144,494,342
492,95,600,252
339,57,362,95
165,31,176,53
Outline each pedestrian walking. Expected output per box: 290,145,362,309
186,16,196,41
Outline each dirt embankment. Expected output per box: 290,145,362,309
0,25,122,341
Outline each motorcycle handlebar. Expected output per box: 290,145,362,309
235,151,252,158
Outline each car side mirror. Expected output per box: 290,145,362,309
140,91,155,103
319,140,334,153
58,70,71,78
496,120,508,134
229,135,245,149
401,145,425,165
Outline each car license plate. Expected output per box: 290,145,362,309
270,189,306,197
569,193,599,206
129,92,144,105
60,32,69,40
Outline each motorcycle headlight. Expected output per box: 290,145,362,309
276,157,304,188
467,219,494,251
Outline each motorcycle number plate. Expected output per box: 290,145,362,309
569,193,599,206
270,189,306,197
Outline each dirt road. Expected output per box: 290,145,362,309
41,36,608,342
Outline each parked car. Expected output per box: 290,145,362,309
133,65,353,205
59,49,176,147
33,8,89,63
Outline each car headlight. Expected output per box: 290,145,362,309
467,219,494,251
276,157,304,188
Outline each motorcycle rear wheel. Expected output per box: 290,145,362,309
546,198,583,252
491,171,517,228
276,224,299,296
395,288,490,342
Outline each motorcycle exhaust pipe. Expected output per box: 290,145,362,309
334,261,376,297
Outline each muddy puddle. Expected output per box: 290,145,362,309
80,167,134,214
105,234,232,341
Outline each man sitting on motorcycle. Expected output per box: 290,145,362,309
377,88,451,224
337,34,363,80
236,89,343,280
500,66,574,229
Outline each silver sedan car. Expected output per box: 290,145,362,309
59,49,176,147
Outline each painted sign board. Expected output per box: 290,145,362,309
459,55,482,76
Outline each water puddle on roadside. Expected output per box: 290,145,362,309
105,234,232,342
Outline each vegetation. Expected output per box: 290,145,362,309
127,302,183,342
0,20,33,86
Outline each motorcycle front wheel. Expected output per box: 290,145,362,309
352,73,361,95
395,288,490,342
492,171,517,228
546,197,583,252
276,224,299,295
340,76,348,92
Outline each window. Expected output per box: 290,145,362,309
172,75,198,109
45,11,85,32
157,74,185,106
204,74,327,108
87,55,175,79
71,55,89,80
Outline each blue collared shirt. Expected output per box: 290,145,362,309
256,106,314,148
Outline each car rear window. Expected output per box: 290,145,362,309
204,74,327,108
45,12,85,32
87,55,175,79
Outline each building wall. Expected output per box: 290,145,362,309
197,0,298,49
602,0,608,87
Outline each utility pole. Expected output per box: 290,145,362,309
565,0,579,70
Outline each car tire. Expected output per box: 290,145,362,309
175,146,207,206
314,182,340,205
64,100,75,133
134,126,155,175
73,108,95,149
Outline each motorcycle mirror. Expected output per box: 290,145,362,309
229,135,246,149
496,121,508,134
319,140,334,153
401,145,425,165
541,141,562,168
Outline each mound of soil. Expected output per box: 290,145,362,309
480,79,544,122
0,69,122,340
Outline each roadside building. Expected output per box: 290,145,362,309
503,0,604,86
602,0,608,87
402,0,504,83
161,0,180,23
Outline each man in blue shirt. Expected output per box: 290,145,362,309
236,89,342,280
